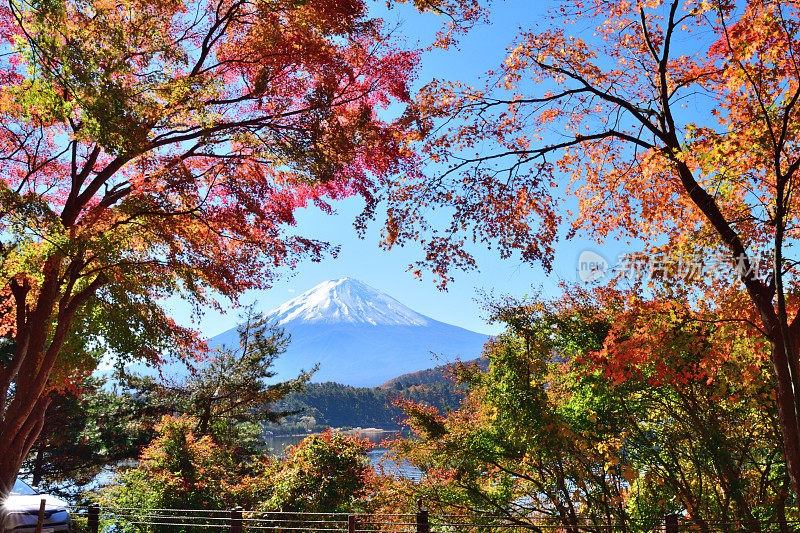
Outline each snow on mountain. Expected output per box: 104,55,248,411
209,278,490,387
268,278,430,326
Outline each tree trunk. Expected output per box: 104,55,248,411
31,438,46,488
0,415,44,533
0,460,18,533
198,402,212,435
769,337,800,507
0,254,105,533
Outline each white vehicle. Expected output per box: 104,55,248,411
3,479,71,532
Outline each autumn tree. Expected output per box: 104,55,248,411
233,431,377,514
101,423,380,533
0,0,432,519
99,415,242,532
384,0,800,504
393,292,792,531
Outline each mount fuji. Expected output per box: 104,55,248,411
210,278,490,387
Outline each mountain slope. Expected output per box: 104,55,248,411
380,357,489,389
211,278,489,387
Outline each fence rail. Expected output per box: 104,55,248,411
58,504,798,533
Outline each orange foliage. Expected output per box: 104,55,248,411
383,0,800,502
0,0,430,504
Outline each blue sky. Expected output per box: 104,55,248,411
171,0,624,337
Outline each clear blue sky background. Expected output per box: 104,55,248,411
172,0,626,337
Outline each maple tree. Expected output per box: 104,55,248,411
102,416,232,512
393,293,792,530
233,430,377,514
101,422,381,532
384,0,800,505
0,0,434,518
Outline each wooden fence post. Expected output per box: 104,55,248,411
348,514,356,533
34,498,46,533
665,513,678,533
87,504,99,533
230,507,243,533
415,507,429,533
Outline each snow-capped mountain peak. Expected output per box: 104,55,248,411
266,278,431,327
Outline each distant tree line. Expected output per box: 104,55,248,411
271,379,469,434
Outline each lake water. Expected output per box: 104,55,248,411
263,429,397,451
